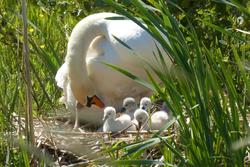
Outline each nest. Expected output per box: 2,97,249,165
11,109,176,166
13,107,249,166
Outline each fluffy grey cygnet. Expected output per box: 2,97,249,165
103,106,135,132
139,97,170,130
122,97,137,120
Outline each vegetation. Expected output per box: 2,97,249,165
0,0,249,166
103,0,250,166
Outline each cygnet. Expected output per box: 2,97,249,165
103,107,135,132
139,97,152,111
140,97,170,130
151,111,169,130
134,108,149,131
121,97,137,120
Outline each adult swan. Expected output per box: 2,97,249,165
56,12,172,129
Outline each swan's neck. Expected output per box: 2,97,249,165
65,13,114,105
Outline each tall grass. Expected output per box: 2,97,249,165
0,0,249,166
0,0,103,165
103,0,250,166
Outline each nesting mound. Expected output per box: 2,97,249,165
13,108,249,166
13,110,174,166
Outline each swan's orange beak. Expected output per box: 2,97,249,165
86,95,105,109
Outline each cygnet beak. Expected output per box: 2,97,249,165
121,107,126,113
102,115,108,121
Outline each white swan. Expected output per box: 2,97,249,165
139,97,170,130
103,106,135,132
56,12,172,128
121,97,137,120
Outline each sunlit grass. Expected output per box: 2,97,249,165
0,0,249,166
103,0,250,166
0,0,101,165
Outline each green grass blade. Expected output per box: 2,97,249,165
201,20,247,42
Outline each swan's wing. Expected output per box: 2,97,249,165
55,63,68,89
55,63,76,109
85,18,171,108
55,63,68,102
106,20,171,68
86,27,153,105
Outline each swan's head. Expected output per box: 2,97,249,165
103,106,116,121
121,97,137,113
140,97,152,111
86,95,105,108
134,109,149,130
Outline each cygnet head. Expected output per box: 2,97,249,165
103,106,116,121
134,109,149,130
121,97,137,113
140,97,152,111
162,102,170,113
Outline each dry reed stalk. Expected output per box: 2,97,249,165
21,0,34,146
